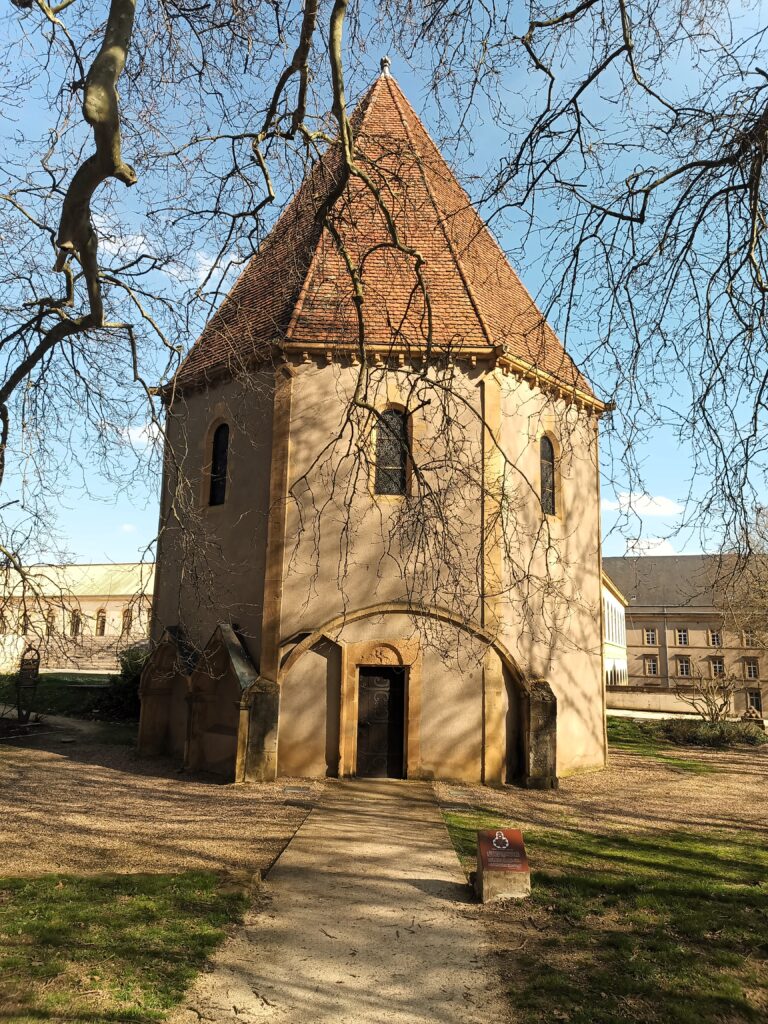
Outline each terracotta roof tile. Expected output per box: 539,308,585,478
175,75,594,398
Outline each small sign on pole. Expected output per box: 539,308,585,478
475,828,531,902
16,648,41,724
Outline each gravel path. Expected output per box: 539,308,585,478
169,779,511,1024
0,729,322,877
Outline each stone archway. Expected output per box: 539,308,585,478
272,603,558,788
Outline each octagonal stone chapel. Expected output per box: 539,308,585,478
138,68,609,787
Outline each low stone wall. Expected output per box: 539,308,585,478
606,685,762,717
606,687,698,715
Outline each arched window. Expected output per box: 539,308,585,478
70,610,82,638
45,609,56,637
375,409,409,496
208,423,229,506
121,608,132,636
96,609,107,637
540,435,556,516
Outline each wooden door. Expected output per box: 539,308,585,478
356,667,405,778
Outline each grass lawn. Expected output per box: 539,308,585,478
606,717,719,772
0,871,248,1023
443,806,768,1024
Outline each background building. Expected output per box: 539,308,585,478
603,554,764,717
602,570,628,688
0,563,154,673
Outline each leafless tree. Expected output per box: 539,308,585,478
4,1,768,655
675,667,737,723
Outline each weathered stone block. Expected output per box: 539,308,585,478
522,679,558,788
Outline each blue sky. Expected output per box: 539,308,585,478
6,35,716,565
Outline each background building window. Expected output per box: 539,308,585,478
709,629,722,647
121,608,132,636
46,610,56,636
644,627,657,646
744,630,757,647
747,689,763,713
208,423,229,506
677,656,691,677
711,656,725,677
644,655,659,676
374,409,409,496
69,610,82,638
96,609,107,637
676,628,689,646
540,436,556,515
745,658,759,681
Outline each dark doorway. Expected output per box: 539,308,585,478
356,667,405,778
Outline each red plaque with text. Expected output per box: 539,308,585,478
475,828,531,901
477,829,528,871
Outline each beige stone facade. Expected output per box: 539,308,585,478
603,555,765,718
139,73,609,785
0,563,153,672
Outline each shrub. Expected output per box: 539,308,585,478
98,643,149,721
659,718,767,748
118,642,150,687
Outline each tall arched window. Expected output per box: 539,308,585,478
540,436,556,516
96,609,106,637
45,609,56,636
209,423,229,506
70,610,82,638
121,608,132,636
375,409,409,496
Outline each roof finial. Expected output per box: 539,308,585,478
380,55,391,77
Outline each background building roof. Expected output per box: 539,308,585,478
1,563,155,601
601,569,628,605
602,555,723,610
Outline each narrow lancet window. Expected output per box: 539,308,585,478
375,409,408,496
209,423,229,506
96,609,106,637
540,436,556,515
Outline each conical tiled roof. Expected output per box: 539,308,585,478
175,74,597,401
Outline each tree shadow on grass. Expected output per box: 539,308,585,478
444,808,768,1024
0,872,248,1024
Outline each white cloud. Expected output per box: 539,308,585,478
194,250,245,287
625,537,677,556
195,251,218,285
120,523,137,534
122,422,161,448
601,491,684,517
93,213,191,282
93,213,149,261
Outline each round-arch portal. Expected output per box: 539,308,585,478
239,602,557,789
